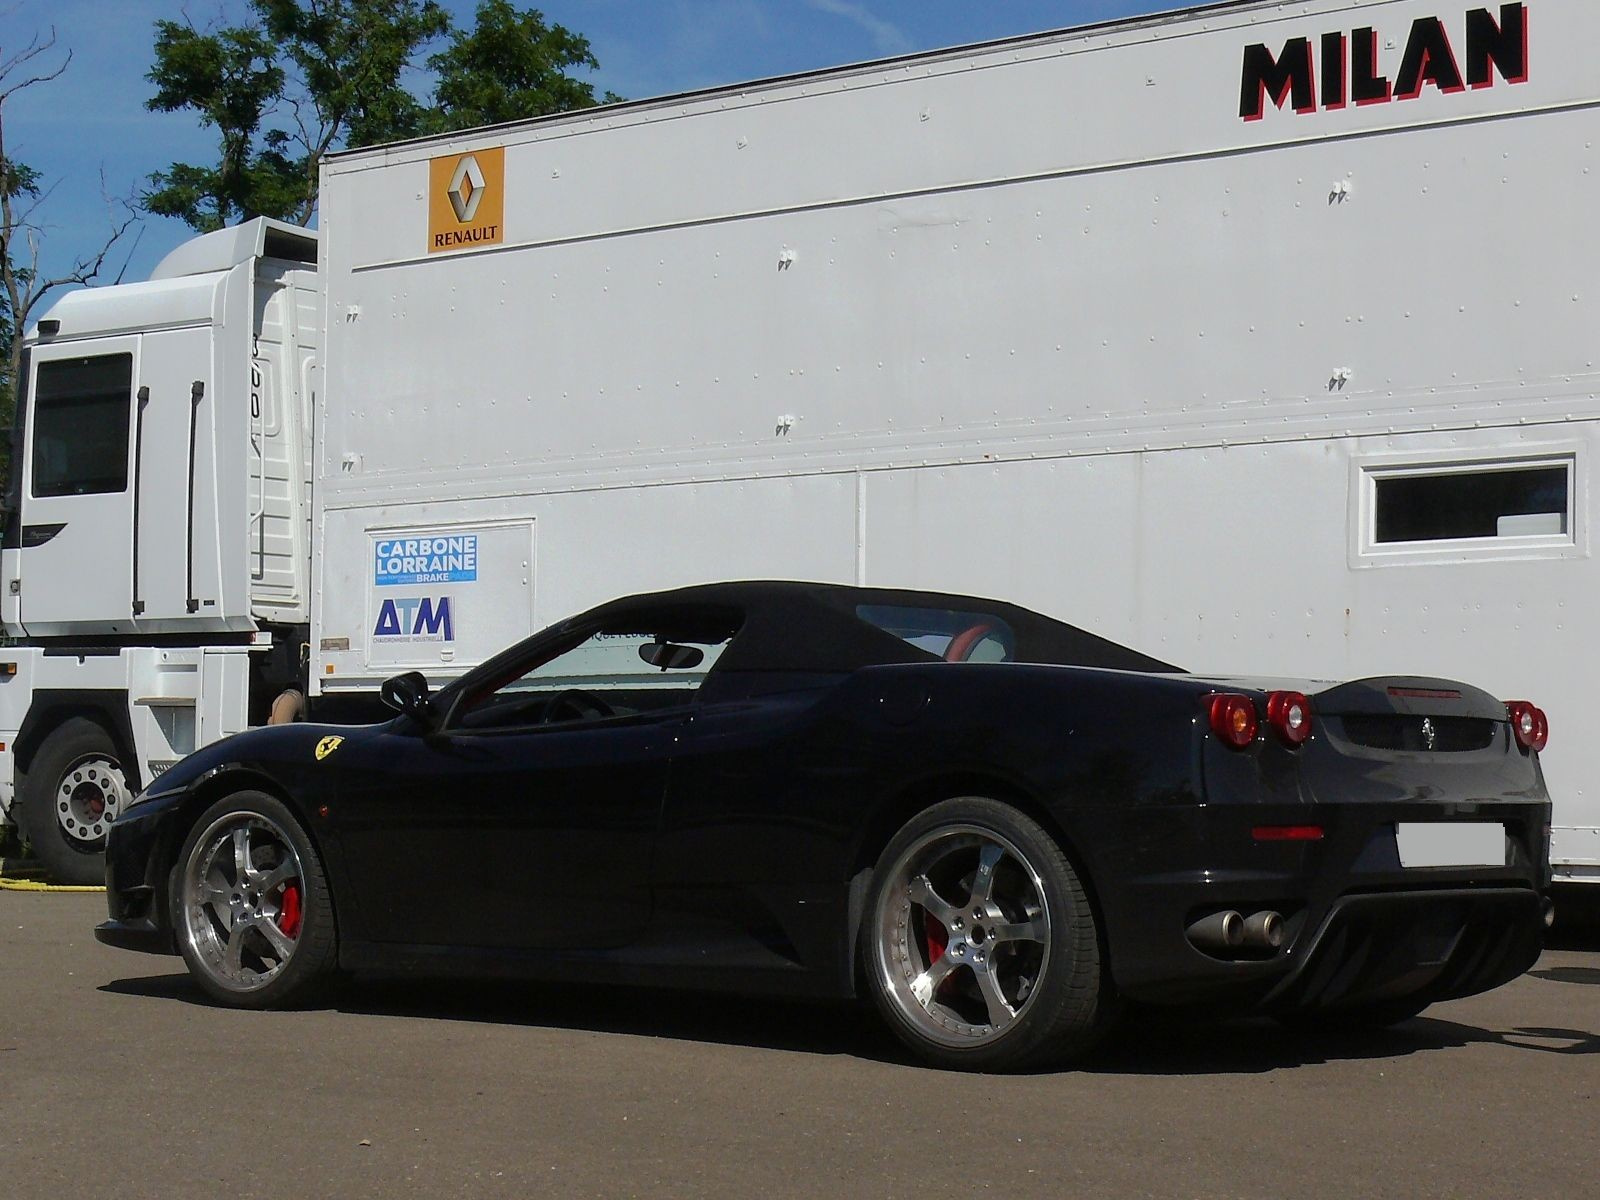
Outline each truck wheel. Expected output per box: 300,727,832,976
862,797,1116,1071
170,791,337,1008
18,717,132,886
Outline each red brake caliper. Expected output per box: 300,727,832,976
277,883,303,939
924,913,948,966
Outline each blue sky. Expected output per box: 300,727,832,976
4,1,1166,298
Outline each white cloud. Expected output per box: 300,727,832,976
804,0,913,56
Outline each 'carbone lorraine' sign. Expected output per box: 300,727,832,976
374,534,479,587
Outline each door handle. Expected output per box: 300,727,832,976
132,385,148,615
185,380,204,613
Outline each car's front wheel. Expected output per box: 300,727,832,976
171,791,337,1008
864,797,1114,1071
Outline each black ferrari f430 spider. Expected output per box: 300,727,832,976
98,582,1552,1071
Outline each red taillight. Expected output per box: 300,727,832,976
1505,700,1550,752
1208,693,1258,749
1266,691,1313,747
1252,825,1326,842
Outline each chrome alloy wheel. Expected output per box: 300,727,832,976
872,824,1052,1049
54,755,128,845
179,812,306,993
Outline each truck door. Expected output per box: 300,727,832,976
15,342,137,634
131,327,214,623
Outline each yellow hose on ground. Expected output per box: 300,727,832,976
0,860,104,893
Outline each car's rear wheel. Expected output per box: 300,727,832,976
171,791,337,1008
864,797,1114,1071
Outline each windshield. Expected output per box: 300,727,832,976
502,629,733,694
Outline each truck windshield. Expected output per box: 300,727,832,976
31,354,133,497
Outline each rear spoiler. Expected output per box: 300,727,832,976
1313,677,1506,720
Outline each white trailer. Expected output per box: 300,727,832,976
7,0,1599,886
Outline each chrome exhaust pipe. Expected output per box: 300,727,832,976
1542,897,1556,929
1187,910,1244,951
1242,910,1285,949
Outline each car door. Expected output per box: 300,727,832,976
333,615,738,954
651,678,858,977
337,715,678,952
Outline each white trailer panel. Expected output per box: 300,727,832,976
317,0,1599,877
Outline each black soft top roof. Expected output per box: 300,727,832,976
579,581,1179,675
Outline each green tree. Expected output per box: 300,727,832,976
428,0,620,131
145,1,615,233
143,21,293,233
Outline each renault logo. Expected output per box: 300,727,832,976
428,146,505,253
1420,718,1437,751
446,155,487,223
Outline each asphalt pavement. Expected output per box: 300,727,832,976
2,891,1597,1199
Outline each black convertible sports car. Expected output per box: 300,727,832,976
97,582,1552,1071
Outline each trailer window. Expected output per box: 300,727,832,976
31,354,133,498
1373,464,1570,544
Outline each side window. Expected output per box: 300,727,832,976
1374,464,1569,543
856,604,1016,663
31,354,133,498
456,618,738,731
1356,453,1579,565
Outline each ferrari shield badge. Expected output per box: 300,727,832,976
315,735,345,761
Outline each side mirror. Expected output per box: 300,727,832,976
638,641,705,671
380,671,434,726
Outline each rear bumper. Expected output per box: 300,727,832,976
1262,887,1543,1010
1109,876,1546,1010
1079,798,1550,1010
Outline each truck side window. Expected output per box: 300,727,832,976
31,354,133,498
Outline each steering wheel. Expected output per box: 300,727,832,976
945,622,998,663
541,688,617,724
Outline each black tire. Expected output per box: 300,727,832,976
1277,996,1433,1034
170,791,337,1009
862,797,1115,1072
17,717,132,886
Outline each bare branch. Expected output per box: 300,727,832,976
0,27,71,103
0,22,141,406
287,94,315,155
0,25,54,78
9,175,63,230
111,223,146,286
22,196,139,311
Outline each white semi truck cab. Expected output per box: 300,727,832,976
0,218,320,882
